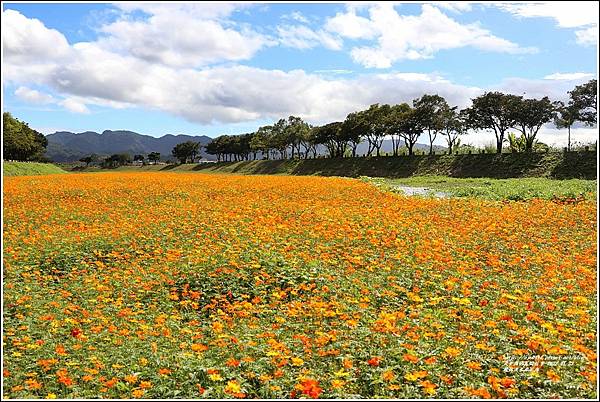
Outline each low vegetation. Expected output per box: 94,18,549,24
69,151,594,180
3,161,67,177
363,176,597,201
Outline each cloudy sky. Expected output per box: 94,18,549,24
2,1,598,146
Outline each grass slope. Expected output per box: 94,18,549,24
66,151,597,179
3,161,67,177
174,151,597,179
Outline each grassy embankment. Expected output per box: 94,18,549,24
2,161,68,177
66,151,596,179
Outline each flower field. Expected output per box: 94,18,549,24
2,172,597,399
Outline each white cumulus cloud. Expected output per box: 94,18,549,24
496,2,598,47
96,3,274,68
1,7,593,128
14,86,56,104
60,98,91,114
326,4,536,68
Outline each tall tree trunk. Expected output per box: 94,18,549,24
496,134,503,154
568,125,571,152
428,129,434,155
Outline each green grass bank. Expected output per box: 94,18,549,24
3,161,68,177
129,151,596,179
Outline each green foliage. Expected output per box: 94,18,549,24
341,111,367,157
313,121,345,158
440,107,468,154
103,153,132,167
413,94,449,155
511,97,555,151
79,154,99,167
3,112,48,161
148,152,161,163
386,104,422,156
172,141,201,164
569,79,597,126
466,92,522,153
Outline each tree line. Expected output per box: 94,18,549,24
2,80,596,163
196,79,597,162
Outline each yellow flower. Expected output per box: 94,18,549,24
212,321,224,333
445,347,461,358
46,394,57,399
405,371,428,381
334,368,351,377
209,373,223,381
331,379,345,389
291,357,304,366
225,380,241,394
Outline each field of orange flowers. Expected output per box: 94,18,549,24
2,172,597,399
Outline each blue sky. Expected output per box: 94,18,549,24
2,2,598,145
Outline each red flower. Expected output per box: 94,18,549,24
368,356,382,366
299,378,322,398
70,328,82,338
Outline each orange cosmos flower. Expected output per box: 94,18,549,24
367,356,382,366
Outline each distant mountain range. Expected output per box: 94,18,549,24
45,130,213,162
45,130,446,162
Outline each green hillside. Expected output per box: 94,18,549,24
3,162,68,177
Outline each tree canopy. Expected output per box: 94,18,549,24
3,112,48,161
172,141,201,164
569,79,597,126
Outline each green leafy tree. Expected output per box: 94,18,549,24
441,107,468,155
285,116,310,158
385,103,411,156
386,105,422,155
103,153,132,167
511,96,555,152
313,122,344,158
554,101,579,151
413,94,448,155
569,79,597,126
79,154,99,167
3,112,48,161
172,141,200,164
341,111,367,157
466,92,521,153
302,126,320,158
148,152,161,163
269,119,292,159
250,126,273,160
360,104,391,156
